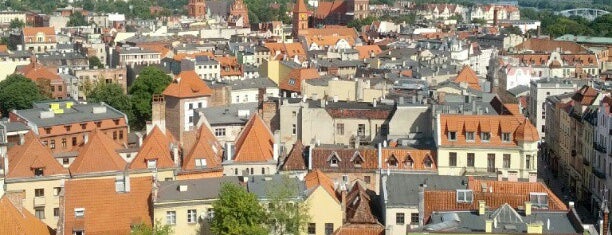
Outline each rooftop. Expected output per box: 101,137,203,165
197,102,258,126
155,176,241,203
13,101,126,128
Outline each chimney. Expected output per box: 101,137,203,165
341,189,348,223
172,144,180,167
3,156,8,176
493,9,499,26
603,207,610,235
18,134,25,145
479,200,486,215
377,143,382,169
83,133,89,144
225,142,233,161
372,98,377,107
124,172,131,192
485,219,493,233
308,145,313,170
525,201,532,215
536,26,541,38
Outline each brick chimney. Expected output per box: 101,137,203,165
341,189,347,223
603,206,610,235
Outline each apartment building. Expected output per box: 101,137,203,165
115,46,161,67
22,27,57,54
194,56,221,81
15,58,67,99
72,67,127,97
528,78,579,140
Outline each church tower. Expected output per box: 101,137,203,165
188,0,206,18
229,0,250,27
292,0,309,37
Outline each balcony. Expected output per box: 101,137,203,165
350,134,372,146
33,196,46,207
592,166,606,179
593,142,607,153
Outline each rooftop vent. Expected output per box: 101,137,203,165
92,106,107,114
40,110,55,119
178,185,188,192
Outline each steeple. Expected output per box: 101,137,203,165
292,0,309,38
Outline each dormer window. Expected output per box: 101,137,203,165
288,78,296,86
466,132,475,142
387,155,398,168
404,155,414,168
456,189,473,203
195,158,207,169
448,131,457,141
95,121,102,128
481,132,491,142
502,132,511,142
34,168,44,176
328,152,341,167
147,159,157,169
424,155,433,168
530,192,548,208
351,151,364,168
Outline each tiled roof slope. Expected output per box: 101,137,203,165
280,68,319,92
439,114,539,147
381,148,437,170
182,125,223,171
333,225,384,235
572,85,599,106
281,140,307,171
130,126,176,170
311,148,378,172
514,38,587,53
232,114,274,163
17,61,61,81
304,169,338,202
162,70,212,98
7,132,68,178
424,177,567,220
453,65,481,91
0,195,54,235
63,176,153,235
345,183,379,224
69,129,126,175
355,45,382,59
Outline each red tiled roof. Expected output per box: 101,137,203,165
439,114,540,147
0,195,54,235
314,0,346,19
305,35,355,48
232,114,274,163
23,27,55,37
345,183,380,224
304,169,339,202
307,26,359,40
182,125,223,171
514,38,587,53
572,85,599,106
17,61,61,82
334,225,384,235
514,117,539,142
69,129,126,175
294,0,308,13
381,148,436,170
311,148,378,172
63,176,153,235
130,126,176,170
453,65,481,91
162,70,212,98
281,140,307,171
355,45,382,59
7,131,68,178
279,68,319,92
264,42,307,61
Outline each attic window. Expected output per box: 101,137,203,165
502,133,511,142
288,78,296,85
34,168,44,176
448,131,456,141
456,189,473,203
44,128,51,134
481,132,491,142
75,208,85,218
351,151,364,168
424,155,433,168
147,159,157,169
80,123,87,129
404,155,414,168
387,155,398,168
529,193,548,208
95,121,102,128
328,152,341,167
195,159,207,169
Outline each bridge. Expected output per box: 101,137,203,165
556,8,610,21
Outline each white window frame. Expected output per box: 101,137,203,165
166,211,176,225
195,158,207,168
502,132,511,142
456,189,473,203
74,208,85,218
187,209,197,224
214,128,226,137
481,132,491,142
147,159,157,169
530,192,548,208
448,131,457,141
466,131,475,142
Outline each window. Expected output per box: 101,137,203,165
35,188,45,197
166,211,176,225
448,131,457,141
466,131,474,141
214,128,226,137
330,156,339,167
34,168,44,176
63,158,69,165
187,209,197,223
95,122,101,128
308,223,316,234
467,153,475,167
411,213,419,225
530,193,548,208
405,156,414,168
35,207,45,219
456,189,474,203
72,137,77,146
53,187,62,196
195,159,207,168
74,208,85,218
65,125,71,132
396,213,405,225
487,154,496,173
54,207,60,218
207,208,214,220
502,133,511,142
50,140,55,149
292,124,297,135
325,223,334,235
189,103,193,110
119,130,124,140
526,155,532,169
503,154,511,168
147,159,157,169
81,123,87,129
336,123,344,135
289,78,296,85
113,131,117,140
42,140,48,146
481,132,491,142
364,176,371,183
61,138,66,148
449,152,457,166
357,124,366,136
424,156,433,168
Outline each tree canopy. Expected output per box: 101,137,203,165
130,221,172,235
265,176,310,235
88,56,104,69
211,183,267,235
88,83,134,126
521,9,612,38
128,66,171,130
67,12,89,27
9,18,25,29
0,74,45,117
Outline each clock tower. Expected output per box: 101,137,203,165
292,0,308,37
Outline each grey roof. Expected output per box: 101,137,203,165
37,51,86,61
198,102,258,126
2,121,29,132
155,176,242,203
507,85,530,97
316,59,364,68
280,60,301,69
195,56,218,65
14,101,126,128
247,175,306,200
385,174,468,207
230,77,276,90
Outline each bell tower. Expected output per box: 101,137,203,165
188,0,206,18
292,0,309,37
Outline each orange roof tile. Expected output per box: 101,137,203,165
281,140,307,171
334,225,384,235
69,129,126,175
173,51,214,61
7,132,68,178
23,27,55,37
439,114,539,147
182,125,223,171
304,169,339,202
514,117,539,142
63,176,153,235
162,70,212,98
381,148,436,170
232,114,275,163
294,0,308,13
215,56,243,77
307,26,358,40
355,45,382,59
138,43,172,58
0,195,54,235
17,61,61,82
264,42,307,61
280,68,319,92
305,35,355,48
572,85,599,106
0,45,8,53
130,126,176,170
514,38,587,53
453,65,481,91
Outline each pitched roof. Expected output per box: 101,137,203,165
333,224,385,235
453,65,481,91
514,38,587,53
307,26,359,40
162,70,212,98
0,195,54,235
294,0,308,13
182,125,223,171
355,45,382,59
23,27,55,37
439,114,539,147
572,85,599,106
264,42,307,61
7,132,68,178
281,140,307,171
16,61,61,82
345,183,379,224
304,169,339,202
232,114,275,163
311,148,378,172
63,176,153,235
280,68,319,92
314,0,347,19
514,117,539,142
130,126,176,170
69,129,126,175
380,148,437,171
305,35,355,48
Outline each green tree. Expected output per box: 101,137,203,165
211,183,267,235
502,26,523,35
265,176,310,235
88,82,134,125
448,14,463,23
67,12,89,26
9,18,25,29
471,18,487,25
131,220,173,235
128,66,172,130
0,74,45,116
88,56,104,69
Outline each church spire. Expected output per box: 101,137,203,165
292,0,309,38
